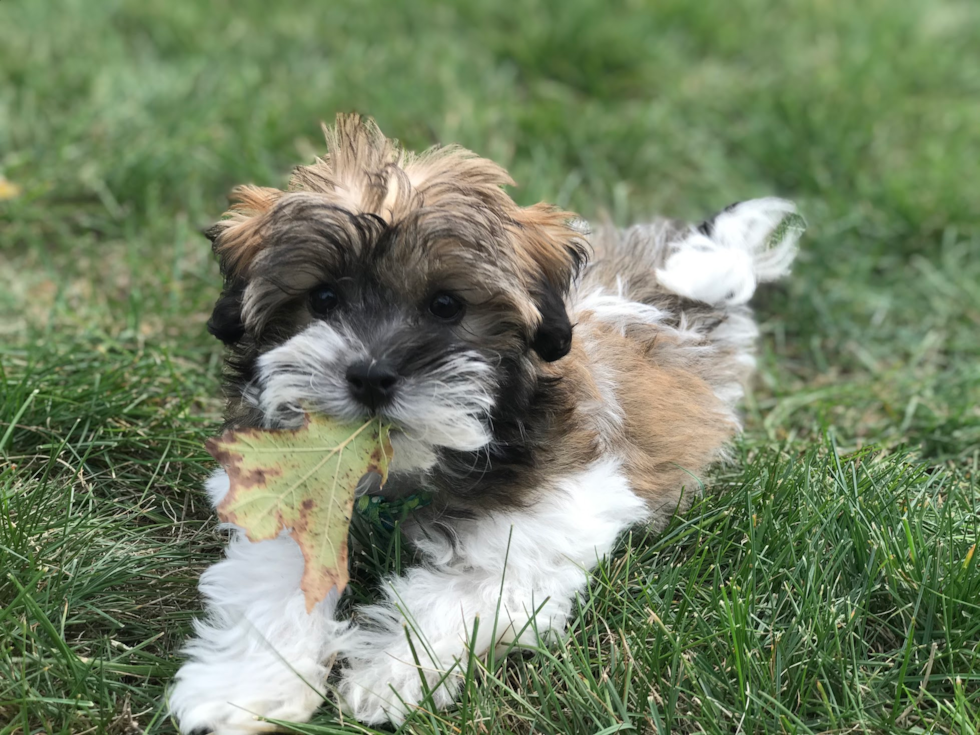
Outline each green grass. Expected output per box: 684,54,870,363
1,0,979,732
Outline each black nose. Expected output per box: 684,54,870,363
346,360,399,410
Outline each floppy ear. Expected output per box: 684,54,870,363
203,185,285,344
207,280,246,345
208,184,284,277
510,203,590,362
530,280,574,361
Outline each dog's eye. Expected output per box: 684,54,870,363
429,292,464,321
309,285,340,316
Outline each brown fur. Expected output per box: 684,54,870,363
537,315,735,521
212,114,587,342
593,321,733,513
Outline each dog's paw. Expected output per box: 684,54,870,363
337,654,461,725
171,699,316,735
168,660,326,734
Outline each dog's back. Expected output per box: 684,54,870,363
546,200,804,523
575,198,804,412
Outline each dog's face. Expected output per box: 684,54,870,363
207,115,587,472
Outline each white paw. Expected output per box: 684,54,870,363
169,659,327,734
337,653,462,725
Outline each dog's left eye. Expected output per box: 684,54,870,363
429,292,464,321
309,285,340,316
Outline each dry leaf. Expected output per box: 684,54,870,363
0,176,22,201
206,414,392,611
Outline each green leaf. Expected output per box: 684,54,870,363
206,414,392,612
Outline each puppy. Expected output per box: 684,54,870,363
169,114,803,733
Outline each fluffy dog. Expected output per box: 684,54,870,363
169,114,803,733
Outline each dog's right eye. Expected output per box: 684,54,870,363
429,292,464,321
309,285,340,316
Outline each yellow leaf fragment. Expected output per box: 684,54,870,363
0,176,22,201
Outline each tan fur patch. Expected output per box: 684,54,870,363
509,203,589,292
211,185,283,274
552,314,737,524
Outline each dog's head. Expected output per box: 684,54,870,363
207,114,588,471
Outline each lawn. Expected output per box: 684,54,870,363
1,0,979,733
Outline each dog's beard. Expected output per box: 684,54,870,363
252,321,496,472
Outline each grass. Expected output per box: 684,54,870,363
1,0,978,732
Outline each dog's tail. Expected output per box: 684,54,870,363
654,198,805,307
573,199,805,412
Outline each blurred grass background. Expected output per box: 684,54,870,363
1,0,978,733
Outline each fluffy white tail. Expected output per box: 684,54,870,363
655,198,805,306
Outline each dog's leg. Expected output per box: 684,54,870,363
337,458,646,725
169,471,348,734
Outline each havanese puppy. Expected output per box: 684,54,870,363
169,114,803,733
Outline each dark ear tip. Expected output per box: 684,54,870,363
536,339,571,362
530,277,573,362
203,224,223,245
531,325,572,362
207,286,246,344
207,316,245,345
